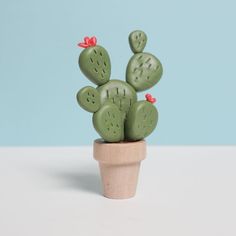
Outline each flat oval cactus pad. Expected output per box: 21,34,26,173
129,30,147,53
97,80,137,119
79,45,111,85
77,86,101,112
126,52,163,92
93,102,124,142
125,101,158,141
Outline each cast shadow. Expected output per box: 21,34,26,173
39,166,102,195
53,171,102,194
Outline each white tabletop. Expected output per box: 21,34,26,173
0,146,235,236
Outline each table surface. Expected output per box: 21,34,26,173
0,146,236,236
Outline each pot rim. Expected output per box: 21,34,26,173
93,139,146,165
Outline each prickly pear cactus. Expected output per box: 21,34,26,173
97,80,137,120
129,30,147,53
126,30,163,92
125,101,158,141
77,86,100,112
79,37,111,86
93,102,124,142
76,32,163,142
126,53,163,92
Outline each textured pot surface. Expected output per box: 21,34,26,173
93,139,146,199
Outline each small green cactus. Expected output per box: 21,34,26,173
125,101,158,141
126,30,163,92
129,30,147,53
77,86,101,112
126,53,163,92
93,102,124,142
97,80,137,120
76,31,163,142
79,37,111,85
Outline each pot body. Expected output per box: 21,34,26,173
93,139,146,199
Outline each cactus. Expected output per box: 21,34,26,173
76,86,101,112
126,52,163,92
126,30,163,92
97,80,137,121
79,37,111,85
129,30,147,53
93,102,124,142
125,101,158,141
76,31,163,142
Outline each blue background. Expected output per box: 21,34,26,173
0,0,235,146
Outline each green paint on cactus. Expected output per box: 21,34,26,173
126,52,163,92
93,102,124,142
125,101,158,141
77,86,101,112
129,30,147,53
77,30,163,142
97,80,137,120
79,45,111,86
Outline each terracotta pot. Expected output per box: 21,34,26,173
93,139,146,199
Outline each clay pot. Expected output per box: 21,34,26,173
93,139,146,199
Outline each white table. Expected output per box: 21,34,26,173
0,146,235,236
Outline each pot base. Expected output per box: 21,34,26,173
99,163,141,199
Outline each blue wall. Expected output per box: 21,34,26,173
0,0,235,146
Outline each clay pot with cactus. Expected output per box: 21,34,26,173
76,30,163,199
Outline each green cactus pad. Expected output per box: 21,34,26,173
77,86,101,112
97,80,137,120
125,101,158,141
129,30,147,53
93,102,124,142
79,45,111,86
126,52,163,92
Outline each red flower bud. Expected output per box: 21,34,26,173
78,36,97,48
145,93,156,104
